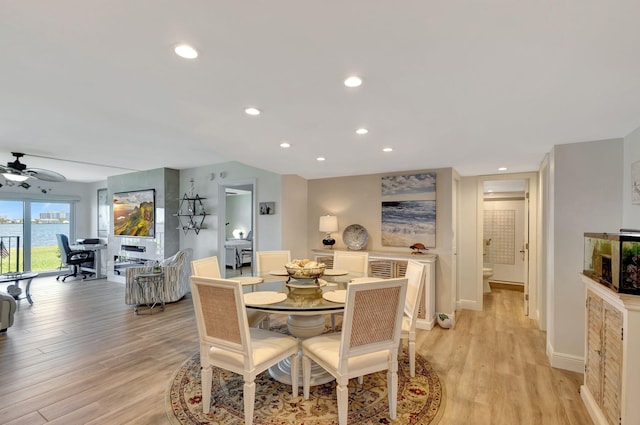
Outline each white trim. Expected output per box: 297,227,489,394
459,299,480,311
546,341,584,373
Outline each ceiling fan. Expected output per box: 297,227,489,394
0,152,66,182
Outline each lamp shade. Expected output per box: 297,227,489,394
319,215,338,233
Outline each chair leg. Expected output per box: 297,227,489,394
243,380,256,425
302,355,311,399
387,357,399,420
409,338,416,378
289,352,299,397
202,365,213,414
331,313,336,331
336,380,349,425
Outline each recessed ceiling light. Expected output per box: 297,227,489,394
280,142,291,148
355,128,368,135
317,157,326,162
344,76,362,88
383,147,393,152
498,167,507,171
174,44,198,59
245,107,261,116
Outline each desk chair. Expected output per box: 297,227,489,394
191,256,269,329
56,234,95,282
302,277,408,425
190,276,299,424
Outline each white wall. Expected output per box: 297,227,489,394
623,126,640,229
458,176,481,310
281,174,308,260
547,139,623,371
225,193,251,240
179,161,283,263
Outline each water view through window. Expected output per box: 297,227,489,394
0,200,72,272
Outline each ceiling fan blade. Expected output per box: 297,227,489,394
26,168,66,182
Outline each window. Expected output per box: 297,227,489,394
0,199,75,273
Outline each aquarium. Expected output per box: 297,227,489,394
584,231,640,295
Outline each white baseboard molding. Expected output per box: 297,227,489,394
459,299,480,311
546,341,584,373
416,317,435,330
580,385,607,425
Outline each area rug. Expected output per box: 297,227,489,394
166,349,444,424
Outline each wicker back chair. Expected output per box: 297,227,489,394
189,276,299,425
301,277,407,425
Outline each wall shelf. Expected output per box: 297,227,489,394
175,194,208,234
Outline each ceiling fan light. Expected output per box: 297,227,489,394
3,172,29,182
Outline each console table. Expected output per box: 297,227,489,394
0,272,38,304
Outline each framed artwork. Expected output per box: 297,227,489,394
381,173,436,247
113,189,156,237
632,160,640,205
97,188,109,237
259,202,275,215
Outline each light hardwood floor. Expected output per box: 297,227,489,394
0,276,593,425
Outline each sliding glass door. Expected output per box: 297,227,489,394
0,199,74,273
31,202,71,272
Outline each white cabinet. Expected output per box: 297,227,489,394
581,275,640,425
312,249,437,329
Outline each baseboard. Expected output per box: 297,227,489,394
416,317,436,330
580,385,607,425
546,341,584,373
459,299,479,311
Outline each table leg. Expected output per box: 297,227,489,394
24,277,34,304
268,314,335,386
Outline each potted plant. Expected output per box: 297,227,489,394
437,313,452,329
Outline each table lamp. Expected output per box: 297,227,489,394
319,215,338,248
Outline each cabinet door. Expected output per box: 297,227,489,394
586,290,604,405
602,302,622,425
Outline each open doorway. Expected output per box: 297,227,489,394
219,182,255,278
480,173,537,316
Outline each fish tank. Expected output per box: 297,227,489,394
584,231,640,295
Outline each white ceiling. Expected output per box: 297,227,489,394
2,1,640,183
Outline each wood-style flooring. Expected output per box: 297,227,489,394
0,275,593,425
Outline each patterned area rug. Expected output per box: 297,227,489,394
165,349,444,424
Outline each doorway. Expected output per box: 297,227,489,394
218,181,255,278
480,173,537,316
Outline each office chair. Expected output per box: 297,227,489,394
56,234,95,282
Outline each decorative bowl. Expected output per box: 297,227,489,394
285,265,326,281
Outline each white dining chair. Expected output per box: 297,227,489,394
255,250,291,274
401,260,426,377
190,276,299,424
191,256,269,329
330,251,369,330
333,251,369,276
301,277,407,425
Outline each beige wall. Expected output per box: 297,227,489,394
307,168,455,315
281,174,308,259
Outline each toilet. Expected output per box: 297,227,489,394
483,267,494,293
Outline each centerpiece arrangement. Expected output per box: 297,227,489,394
285,259,326,285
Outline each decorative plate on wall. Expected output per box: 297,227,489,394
343,224,369,250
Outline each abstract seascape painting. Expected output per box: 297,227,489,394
381,173,436,247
